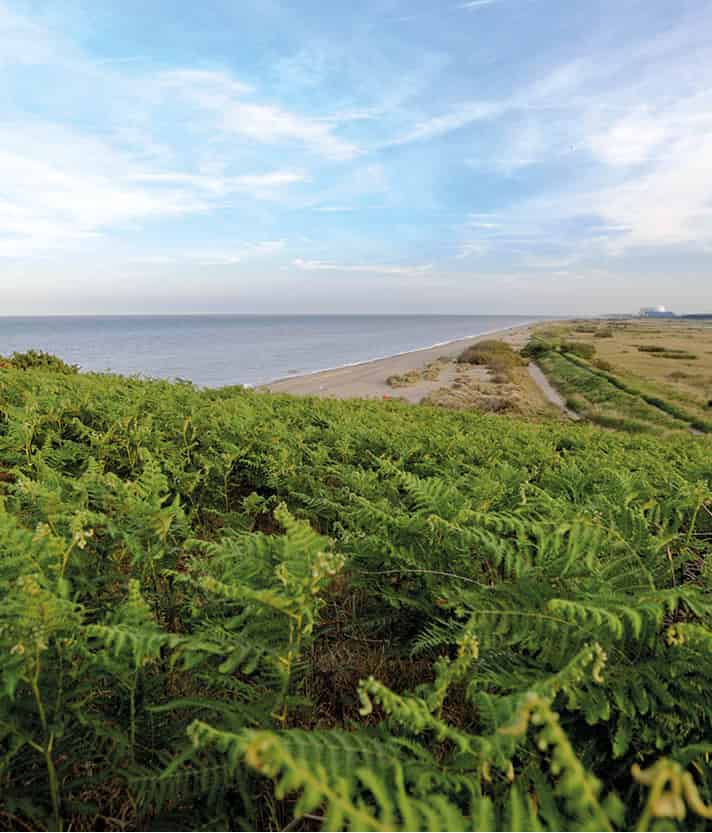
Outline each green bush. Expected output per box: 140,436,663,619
521,338,556,359
458,340,525,383
560,341,596,360
6,349,79,374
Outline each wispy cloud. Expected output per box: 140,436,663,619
389,101,505,145
459,0,501,9
131,170,307,198
292,258,433,276
131,241,285,265
456,242,489,258
0,124,211,258
158,68,360,161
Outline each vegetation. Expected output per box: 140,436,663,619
458,340,525,383
528,320,712,436
1,350,79,374
559,341,596,361
387,359,448,388
0,359,711,831
551,320,712,423
638,346,698,361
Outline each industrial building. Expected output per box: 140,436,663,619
639,305,676,318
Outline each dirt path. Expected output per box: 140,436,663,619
528,363,580,420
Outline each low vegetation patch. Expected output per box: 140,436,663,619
638,345,698,360
652,351,698,360
560,341,597,360
457,339,525,382
386,358,448,387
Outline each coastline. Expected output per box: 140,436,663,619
261,321,540,400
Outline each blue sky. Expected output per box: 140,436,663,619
1,0,711,314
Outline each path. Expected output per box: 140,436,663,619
528,363,580,420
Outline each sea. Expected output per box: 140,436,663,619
0,315,539,388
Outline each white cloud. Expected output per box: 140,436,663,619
0,4,361,262
390,101,505,145
457,242,488,258
155,69,254,98
131,170,307,196
0,113,306,258
449,12,712,257
131,241,285,265
292,258,433,276
459,0,500,9
586,110,669,167
313,205,359,213
158,68,360,160
0,2,59,65
0,128,208,258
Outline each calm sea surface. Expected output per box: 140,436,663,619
0,315,540,388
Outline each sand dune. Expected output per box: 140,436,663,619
261,324,535,401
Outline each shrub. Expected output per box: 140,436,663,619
560,341,596,360
593,358,613,371
521,339,555,359
652,351,698,360
458,341,524,383
387,370,419,388
594,328,614,338
7,349,79,374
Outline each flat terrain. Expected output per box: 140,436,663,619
531,318,712,434
588,319,712,412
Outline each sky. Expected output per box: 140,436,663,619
1,0,711,315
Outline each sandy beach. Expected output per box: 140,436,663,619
262,322,537,402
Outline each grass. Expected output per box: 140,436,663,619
531,319,712,433
457,339,525,382
537,351,688,432
387,358,448,388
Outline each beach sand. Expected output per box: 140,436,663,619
261,323,536,402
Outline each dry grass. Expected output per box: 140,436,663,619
386,358,449,388
422,364,561,418
533,318,712,424
457,339,526,383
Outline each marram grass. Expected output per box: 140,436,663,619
0,364,711,831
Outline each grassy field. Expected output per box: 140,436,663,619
0,354,711,831
530,319,712,434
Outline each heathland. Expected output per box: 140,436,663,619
0,331,711,832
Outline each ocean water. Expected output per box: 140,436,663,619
0,315,539,388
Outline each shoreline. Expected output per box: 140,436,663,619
262,320,540,387
261,320,544,400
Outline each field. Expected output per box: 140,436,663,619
1,359,712,831
529,320,712,434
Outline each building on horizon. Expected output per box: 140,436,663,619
639,305,676,318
